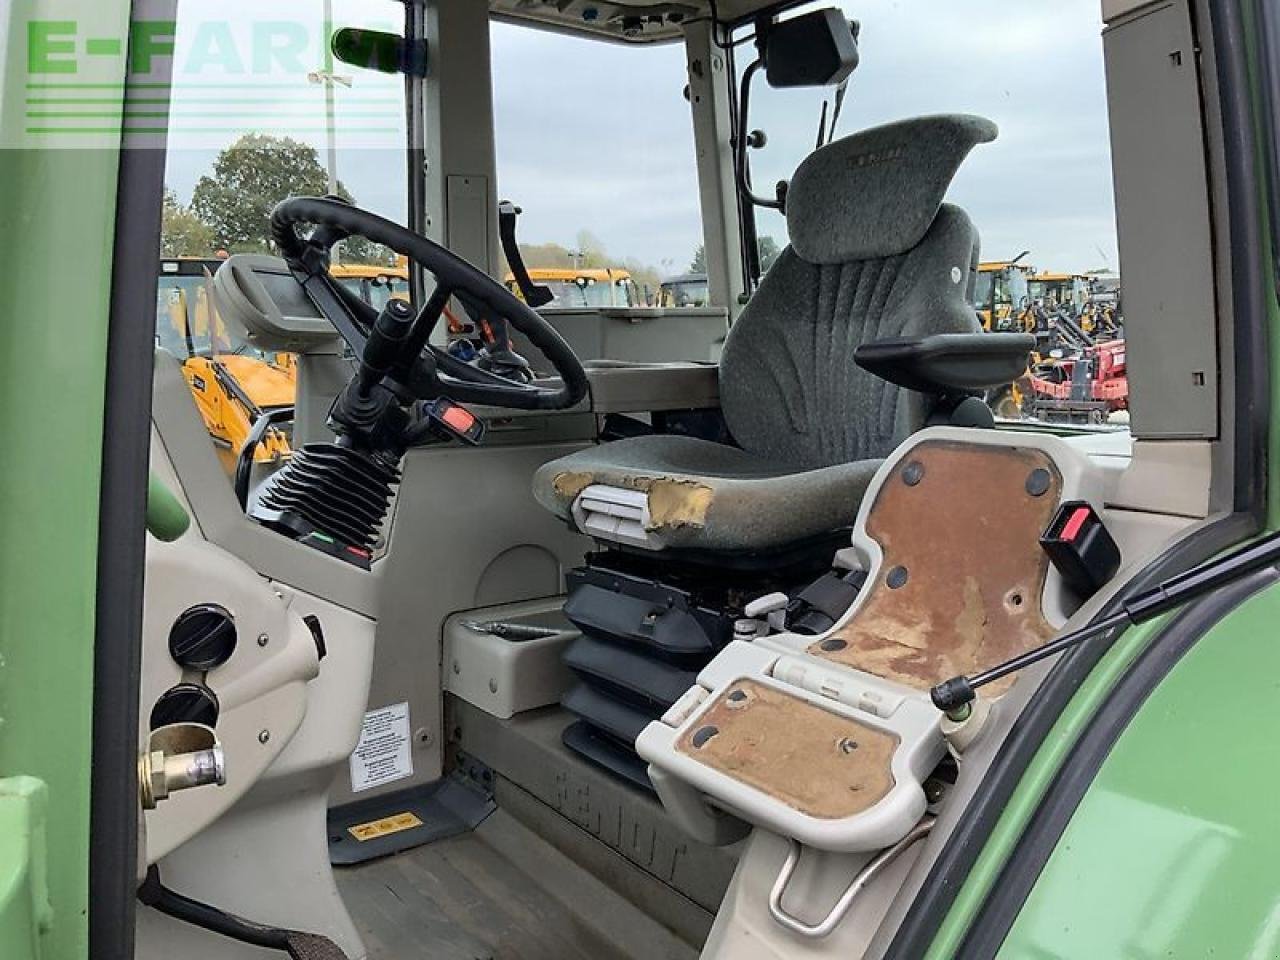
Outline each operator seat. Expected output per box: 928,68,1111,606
534,114,999,790
534,114,998,552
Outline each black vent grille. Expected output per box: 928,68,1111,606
252,443,400,550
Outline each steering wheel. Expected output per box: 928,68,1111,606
270,196,588,411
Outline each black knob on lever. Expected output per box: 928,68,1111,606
930,676,976,719
357,298,415,396
498,200,554,308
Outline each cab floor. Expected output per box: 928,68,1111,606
335,807,697,960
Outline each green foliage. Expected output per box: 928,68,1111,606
192,134,338,250
189,133,388,264
688,236,779,277
574,229,610,268
160,188,216,257
621,258,662,299
513,242,581,270
758,235,781,273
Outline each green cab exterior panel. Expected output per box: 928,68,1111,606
998,581,1280,958
0,1,131,958
0,778,52,960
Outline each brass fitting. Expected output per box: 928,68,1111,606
139,723,226,810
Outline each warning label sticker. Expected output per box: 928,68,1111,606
348,811,424,842
349,702,414,793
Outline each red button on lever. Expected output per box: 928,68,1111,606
440,404,477,433
1060,506,1092,543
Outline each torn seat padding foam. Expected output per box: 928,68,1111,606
809,440,1061,692
676,679,898,820
532,434,880,550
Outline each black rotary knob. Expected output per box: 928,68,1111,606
168,604,237,671
149,683,219,730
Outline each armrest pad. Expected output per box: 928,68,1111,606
584,361,720,414
854,333,1033,394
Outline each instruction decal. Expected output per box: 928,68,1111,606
349,702,414,793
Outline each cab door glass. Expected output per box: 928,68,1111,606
489,24,703,314
155,0,408,480
740,0,1124,430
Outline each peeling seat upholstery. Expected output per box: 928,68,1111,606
534,114,999,552
534,434,882,550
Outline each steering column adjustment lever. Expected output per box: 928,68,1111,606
931,527,1280,719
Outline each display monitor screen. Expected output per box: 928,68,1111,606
255,269,324,319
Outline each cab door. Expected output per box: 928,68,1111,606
0,1,164,958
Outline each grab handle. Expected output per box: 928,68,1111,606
768,817,935,939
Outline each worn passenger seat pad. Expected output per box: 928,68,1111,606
676,679,898,820
808,439,1062,693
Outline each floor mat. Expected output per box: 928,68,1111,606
328,776,496,866
333,812,685,960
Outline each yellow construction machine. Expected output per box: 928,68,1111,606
974,256,1034,331
156,257,294,474
502,267,638,308
330,258,412,309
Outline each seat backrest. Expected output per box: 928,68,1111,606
720,114,997,468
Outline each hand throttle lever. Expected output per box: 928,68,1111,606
356,298,415,396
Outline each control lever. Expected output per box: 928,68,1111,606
356,297,415,395
498,200,553,307
472,312,533,384
931,529,1280,720
325,297,417,450
460,619,561,641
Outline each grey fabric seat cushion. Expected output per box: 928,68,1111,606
719,203,982,467
532,434,881,552
785,114,998,264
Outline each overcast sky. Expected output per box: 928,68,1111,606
165,0,1117,275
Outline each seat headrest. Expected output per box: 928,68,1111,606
786,114,997,265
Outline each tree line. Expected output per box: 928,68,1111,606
162,133,783,282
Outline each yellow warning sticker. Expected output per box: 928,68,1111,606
347,811,424,842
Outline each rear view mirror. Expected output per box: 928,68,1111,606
331,28,427,78
763,8,859,88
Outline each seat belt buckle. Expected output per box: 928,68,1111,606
785,569,867,635
1039,500,1121,597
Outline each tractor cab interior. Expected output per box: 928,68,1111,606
136,1,1245,958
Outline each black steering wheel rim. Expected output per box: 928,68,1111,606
270,196,588,411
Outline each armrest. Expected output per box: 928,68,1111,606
854,333,1033,394
583,361,720,414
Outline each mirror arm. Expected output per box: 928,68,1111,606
734,58,784,212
